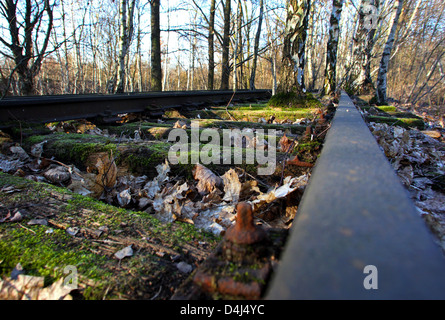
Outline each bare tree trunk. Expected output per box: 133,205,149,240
188,30,196,91
349,0,380,95
116,0,128,93
136,7,143,92
162,1,171,91
115,0,136,93
278,0,311,94
233,0,240,91
322,0,344,96
305,3,315,91
220,0,231,90
151,0,162,91
60,0,70,93
376,0,403,104
208,0,216,90
0,0,54,95
72,4,88,94
249,0,264,90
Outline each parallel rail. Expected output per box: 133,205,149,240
0,90,271,124
266,91,445,299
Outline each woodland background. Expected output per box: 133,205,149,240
0,0,444,107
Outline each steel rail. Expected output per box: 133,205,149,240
266,91,445,299
0,90,271,123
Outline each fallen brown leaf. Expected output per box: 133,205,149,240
193,163,223,195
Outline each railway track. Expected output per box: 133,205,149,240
266,91,445,299
0,89,271,124
1,89,445,300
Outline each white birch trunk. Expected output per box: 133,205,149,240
162,1,170,91
350,0,380,94
115,0,136,93
323,0,344,95
279,0,311,93
376,0,403,104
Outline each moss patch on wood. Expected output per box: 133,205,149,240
365,115,425,130
267,92,322,109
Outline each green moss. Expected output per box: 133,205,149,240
5,122,52,139
0,225,110,287
190,119,306,134
23,133,116,169
196,108,314,122
296,141,321,153
100,122,171,138
267,92,322,109
376,106,397,113
366,115,425,130
118,142,171,175
0,172,220,299
232,271,266,285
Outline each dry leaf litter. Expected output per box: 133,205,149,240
1,133,311,236
368,121,445,252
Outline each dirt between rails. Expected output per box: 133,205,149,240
0,96,335,300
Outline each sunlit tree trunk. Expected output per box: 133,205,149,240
151,0,162,91
322,0,344,96
162,1,171,91
232,0,240,91
349,0,380,95
207,0,216,90
376,0,403,104
278,0,311,94
220,0,231,90
115,0,136,93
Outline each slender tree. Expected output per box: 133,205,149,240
376,0,403,104
232,0,241,91
208,0,216,90
322,0,344,96
220,0,231,90
115,0,136,93
151,0,162,91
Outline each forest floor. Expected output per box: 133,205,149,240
353,94,445,254
1,91,443,300
0,94,333,300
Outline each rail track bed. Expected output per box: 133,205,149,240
1,90,444,300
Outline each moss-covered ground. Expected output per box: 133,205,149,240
353,95,426,130
0,92,330,299
0,172,220,299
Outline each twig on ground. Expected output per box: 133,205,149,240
226,91,237,121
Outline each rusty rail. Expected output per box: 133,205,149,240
0,90,271,124
266,91,445,299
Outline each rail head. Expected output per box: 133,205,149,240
266,91,445,300
0,90,272,123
